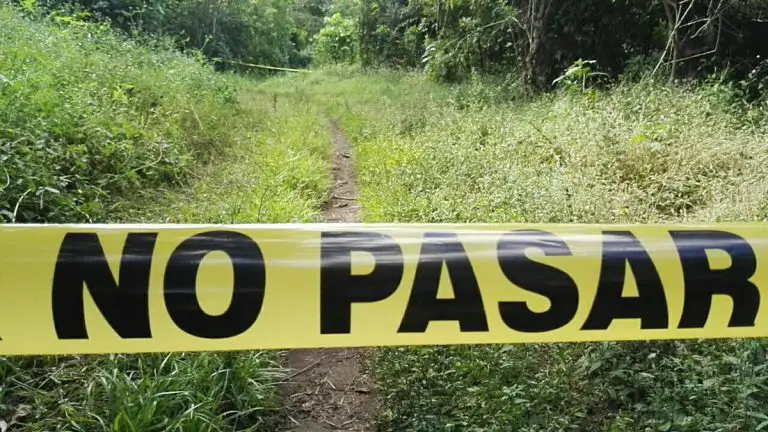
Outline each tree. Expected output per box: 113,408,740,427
653,0,728,82
313,12,360,64
516,0,559,92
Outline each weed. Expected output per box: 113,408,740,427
281,69,768,431
0,7,332,430
0,5,244,223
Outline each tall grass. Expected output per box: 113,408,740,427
130,90,331,225
1,6,332,430
280,68,768,431
1,353,286,431
1,5,245,223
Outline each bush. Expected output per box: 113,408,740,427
35,0,307,70
0,5,246,222
312,12,360,65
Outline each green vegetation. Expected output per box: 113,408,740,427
133,92,330,225
288,70,768,430
35,0,319,70
3,0,768,428
357,0,768,93
309,72,768,224
1,6,234,223
0,4,330,429
1,353,286,430
33,0,768,95
312,12,360,65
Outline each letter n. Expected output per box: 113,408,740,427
52,232,157,339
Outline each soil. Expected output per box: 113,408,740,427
277,122,378,431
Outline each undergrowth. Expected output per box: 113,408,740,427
1,5,244,223
1,6,331,430
278,67,768,431
130,90,331,225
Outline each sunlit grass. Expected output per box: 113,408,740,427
271,68,768,431
0,7,332,430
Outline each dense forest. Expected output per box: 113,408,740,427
21,0,768,87
2,0,768,430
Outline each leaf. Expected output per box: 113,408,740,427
631,133,648,145
21,0,36,13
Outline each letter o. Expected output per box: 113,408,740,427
164,231,266,339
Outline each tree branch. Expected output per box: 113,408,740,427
653,0,697,78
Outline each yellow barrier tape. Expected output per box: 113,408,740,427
211,58,312,72
0,223,766,355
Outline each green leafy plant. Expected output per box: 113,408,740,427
313,12,360,64
553,59,608,92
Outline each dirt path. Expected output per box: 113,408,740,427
278,122,378,431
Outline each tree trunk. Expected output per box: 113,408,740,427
525,36,542,92
520,0,556,94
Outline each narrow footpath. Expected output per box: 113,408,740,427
279,122,377,431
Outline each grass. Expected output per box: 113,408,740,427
0,95,331,430
1,353,286,431
0,5,332,430
299,70,768,225
1,5,249,223
129,90,331,225
267,67,768,431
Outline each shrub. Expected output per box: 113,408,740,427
0,5,246,222
312,12,360,65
